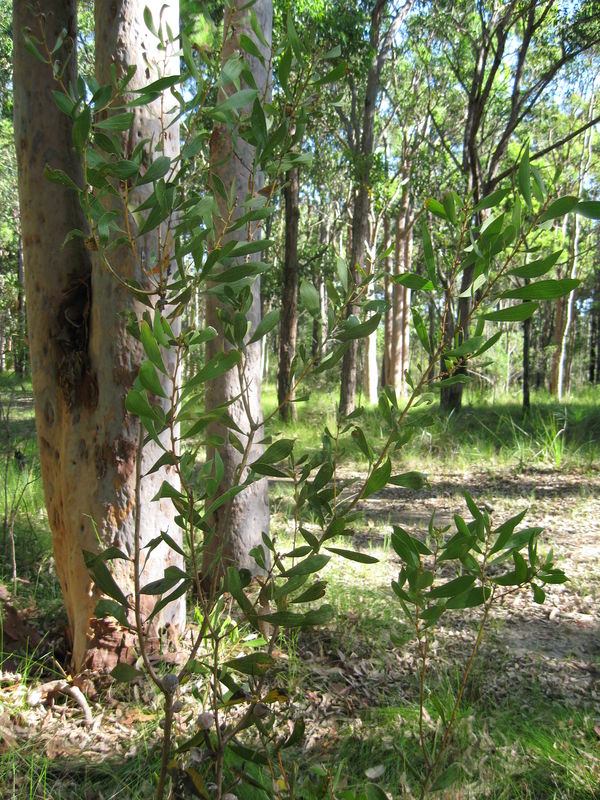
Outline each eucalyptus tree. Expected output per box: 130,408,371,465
424,0,600,410
203,0,273,579
13,0,185,670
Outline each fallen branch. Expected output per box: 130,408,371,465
28,680,94,727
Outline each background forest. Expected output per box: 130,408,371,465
1,0,600,799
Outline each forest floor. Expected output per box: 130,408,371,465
0,383,599,798
1,463,598,798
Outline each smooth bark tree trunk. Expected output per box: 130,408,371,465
382,215,393,387
204,0,271,579
14,0,185,670
523,314,531,412
15,223,26,377
391,208,412,396
278,167,299,422
590,265,600,384
339,0,387,417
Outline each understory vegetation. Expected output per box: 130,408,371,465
1,375,598,799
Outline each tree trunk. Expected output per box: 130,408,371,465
339,0,386,417
382,215,393,387
15,227,26,377
278,167,299,422
391,208,412,396
204,0,272,580
590,266,600,384
523,295,531,413
14,0,185,670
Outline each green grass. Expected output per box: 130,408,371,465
1,376,599,798
263,383,600,472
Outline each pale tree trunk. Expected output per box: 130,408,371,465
204,0,271,578
278,167,299,422
523,313,531,412
339,0,386,417
557,94,595,399
14,214,26,377
391,207,412,396
382,215,393,387
14,0,185,671
362,216,378,405
557,218,580,400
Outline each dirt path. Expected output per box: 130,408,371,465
354,465,600,708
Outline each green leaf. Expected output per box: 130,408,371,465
532,583,546,604
392,273,434,291
111,663,144,683
43,165,80,192
224,653,274,676
303,604,335,626
95,599,132,629
72,107,91,152
95,112,135,131
446,586,490,609
325,547,379,564
216,88,258,114
313,63,347,87
483,302,539,322
143,5,158,35
538,196,578,223
53,90,75,116
576,200,600,219
429,575,475,598
518,144,532,209
283,554,330,578
509,251,562,279
239,32,263,61
282,718,305,749
388,471,428,489
412,308,431,353
248,308,279,344
287,14,303,60
425,197,448,220
138,360,167,398
501,279,579,301
291,581,327,604
363,457,391,499
137,156,171,185
300,281,321,318
278,46,292,94
336,256,348,292
255,439,294,465
422,221,437,286
134,75,181,94
250,99,268,148
125,388,154,420
184,350,241,392
337,314,381,341
83,551,129,606
140,320,167,374
473,188,510,213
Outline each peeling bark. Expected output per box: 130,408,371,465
14,0,185,670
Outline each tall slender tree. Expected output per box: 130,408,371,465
203,0,272,580
14,0,185,670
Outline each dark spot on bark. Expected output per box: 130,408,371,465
55,268,98,411
95,445,107,479
114,437,136,483
45,399,55,426
78,439,88,460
